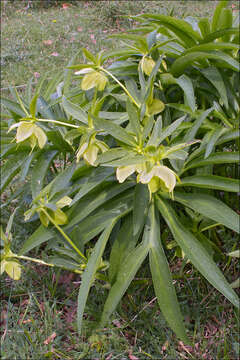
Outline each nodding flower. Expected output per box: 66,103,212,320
8,121,47,150
76,138,108,166
75,68,108,91
116,163,177,196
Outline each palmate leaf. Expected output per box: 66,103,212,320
175,75,195,112
183,152,239,172
217,129,239,145
71,167,114,205
77,221,116,334
148,202,189,343
184,42,239,54
68,183,134,229
156,115,186,145
1,97,26,118
202,27,238,44
183,107,213,142
173,192,239,233
171,51,240,77
103,155,145,167
93,117,137,146
1,152,29,192
100,233,150,328
156,196,239,309
133,183,149,241
36,96,56,120
204,127,225,159
200,67,228,109
147,115,162,146
96,148,129,165
49,162,76,199
137,14,201,47
72,191,133,247
62,96,88,124
126,99,141,138
29,92,39,118
211,0,229,32
31,150,58,199
109,215,135,285
177,175,239,192
19,186,134,255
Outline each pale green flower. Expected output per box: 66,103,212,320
76,139,108,166
139,56,156,76
116,165,136,183
139,165,177,193
8,121,47,149
80,70,108,91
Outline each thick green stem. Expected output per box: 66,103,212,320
14,254,55,267
37,118,79,129
41,209,87,262
13,253,84,274
99,67,140,108
200,223,221,232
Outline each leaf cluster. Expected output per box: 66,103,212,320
1,0,239,343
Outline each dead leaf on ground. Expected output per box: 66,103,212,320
44,332,57,345
43,40,53,45
128,350,139,360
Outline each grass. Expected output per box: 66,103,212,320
1,0,238,88
1,251,239,359
1,1,239,359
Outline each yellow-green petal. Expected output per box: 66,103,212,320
81,70,96,90
8,122,20,133
76,142,88,162
96,72,108,91
16,122,34,143
39,210,50,227
148,176,161,193
116,165,136,183
96,140,109,153
33,125,47,149
53,209,68,225
0,260,7,275
154,165,176,192
56,196,72,209
139,168,155,184
147,99,165,116
5,260,21,280
84,144,99,166
140,56,156,76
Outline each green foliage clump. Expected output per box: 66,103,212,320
1,0,239,344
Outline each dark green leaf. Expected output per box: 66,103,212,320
173,192,240,233
175,74,195,112
133,183,149,240
183,152,239,172
62,96,88,124
171,51,240,77
177,175,239,192
77,221,116,333
94,117,137,146
31,150,58,199
71,167,114,205
149,201,189,343
156,196,239,308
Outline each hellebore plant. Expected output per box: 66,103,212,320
1,0,239,344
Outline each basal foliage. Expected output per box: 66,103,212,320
1,1,239,343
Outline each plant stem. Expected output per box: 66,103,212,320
13,253,84,274
200,223,221,232
37,118,79,129
99,67,140,108
41,209,87,262
14,254,55,267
